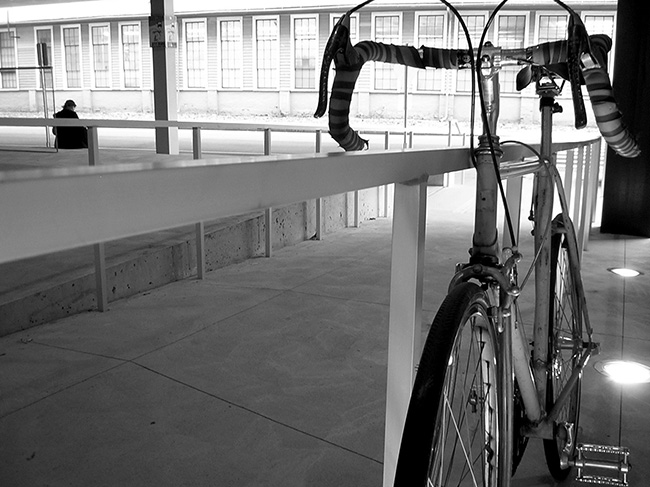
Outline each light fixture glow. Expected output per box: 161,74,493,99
595,360,650,384
608,268,641,277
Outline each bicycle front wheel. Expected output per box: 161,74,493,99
395,282,501,487
543,215,583,480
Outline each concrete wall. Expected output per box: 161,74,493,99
0,189,382,336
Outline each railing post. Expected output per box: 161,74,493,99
195,221,205,279
315,198,323,240
315,129,323,240
87,126,99,166
265,207,273,257
579,142,596,255
564,149,575,209
264,128,271,156
192,126,202,160
447,119,453,147
192,128,205,275
94,242,108,312
572,145,585,225
590,138,603,226
88,125,107,311
383,178,427,487
382,131,390,221
264,129,273,254
315,129,321,154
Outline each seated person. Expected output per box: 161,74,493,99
53,100,88,149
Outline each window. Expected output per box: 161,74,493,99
91,25,110,88
584,14,615,70
331,14,358,44
35,28,53,89
120,23,141,88
496,15,526,93
373,14,401,90
293,16,317,90
537,15,568,43
184,20,207,88
219,19,242,89
255,17,279,89
329,14,358,91
416,14,445,91
62,26,81,88
456,15,485,92
583,15,615,38
0,30,17,89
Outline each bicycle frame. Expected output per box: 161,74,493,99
315,3,640,484
458,51,597,482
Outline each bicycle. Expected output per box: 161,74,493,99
314,1,640,486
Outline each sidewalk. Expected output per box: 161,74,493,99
1,180,648,486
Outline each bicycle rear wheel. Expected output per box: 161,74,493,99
395,282,501,487
543,215,583,480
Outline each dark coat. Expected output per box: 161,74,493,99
53,108,88,149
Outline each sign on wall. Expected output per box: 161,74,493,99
149,15,177,48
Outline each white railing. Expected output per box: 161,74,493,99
0,117,468,159
0,117,602,486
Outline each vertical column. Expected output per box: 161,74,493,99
87,126,99,166
192,127,202,160
579,143,597,254
564,149,575,208
383,179,427,487
94,242,108,312
88,127,107,311
195,221,205,279
572,145,585,225
150,0,179,155
265,208,273,258
315,130,323,240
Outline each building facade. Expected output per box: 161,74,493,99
0,0,617,123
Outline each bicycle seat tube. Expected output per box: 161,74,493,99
532,77,562,412
471,51,502,265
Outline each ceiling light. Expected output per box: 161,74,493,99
608,268,641,277
595,360,650,384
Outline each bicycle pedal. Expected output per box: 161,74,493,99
572,443,630,486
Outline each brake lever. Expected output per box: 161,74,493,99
567,22,588,129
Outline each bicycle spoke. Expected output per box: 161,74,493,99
443,392,480,487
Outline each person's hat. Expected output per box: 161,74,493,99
63,99,76,108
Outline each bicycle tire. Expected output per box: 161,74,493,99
543,215,583,480
395,282,501,487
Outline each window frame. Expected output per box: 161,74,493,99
329,13,359,45
252,15,280,91
182,17,208,90
89,22,112,89
216,16,243,90
534,11,569,44
371,11,403,92
454,10,487,93
494,11,530,95
290,14,319,91
328,13,359,93
118,21,142,90
581,11,617,72
34,26,54,90
0,28,18,90
413,11,448,93
60,23,83,90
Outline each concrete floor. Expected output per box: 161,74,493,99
0,173,648,486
